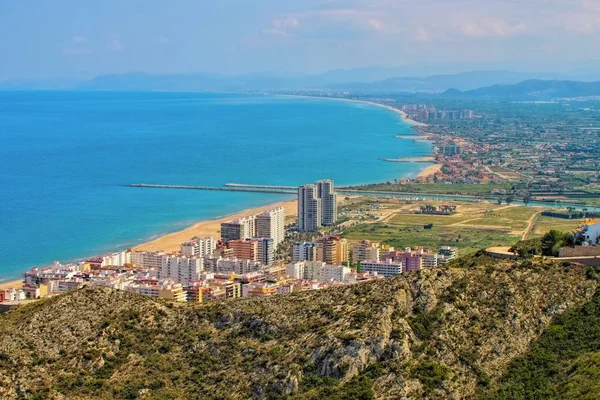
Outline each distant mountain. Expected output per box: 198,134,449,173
444,79,600,99
328,71,568,93
77,70,569,93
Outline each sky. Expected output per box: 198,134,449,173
1,0,600,80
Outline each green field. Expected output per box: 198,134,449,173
528,216,585,238
353,183,513,196
343,223,519,256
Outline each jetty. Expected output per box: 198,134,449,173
379,156,435,163
126,184,296,195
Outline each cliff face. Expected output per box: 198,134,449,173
0,256,596,400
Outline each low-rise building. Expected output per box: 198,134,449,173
126,278,187,302
360,260,403,277
438,246,458,264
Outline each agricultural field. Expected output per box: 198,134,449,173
340,197,584,255
528,215,587,239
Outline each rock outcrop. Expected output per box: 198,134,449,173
0,255,596,399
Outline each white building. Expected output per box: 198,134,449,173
101,251,131,267
205,258,262,275
180,237,216,257
316,180,338,226
292,242,317,262
320,264,351,282
159,255,204,284
578,222,600,245
438,246,458,264
286,261,350,283
221,216,256,242
130,251,166,269
256,207,285,247
298,184,321,232
422,253,438,268
353,241,380,262
254,237,275,266
360,260,404,277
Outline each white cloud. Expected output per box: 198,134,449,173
415,27,431,41
107,34,124,51
63,48,91,55
262,17,300,38
273,17,300,29
71,36,86,44
262,28,289,37
368,19,383,31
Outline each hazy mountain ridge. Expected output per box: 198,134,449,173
3,67,600,95
0,255,597,399
76,71,566,92
444,79,600,99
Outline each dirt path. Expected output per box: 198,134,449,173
522,211,542,240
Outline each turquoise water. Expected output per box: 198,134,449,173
0,91,431,281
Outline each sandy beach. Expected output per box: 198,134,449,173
134,199,298,253
417,164,443,178
0,279,24,290
2,94,435,280
281,94,428,127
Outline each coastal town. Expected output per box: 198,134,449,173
270,91,600,208
0,180,458,306
3,96,600,309
4,175,600,309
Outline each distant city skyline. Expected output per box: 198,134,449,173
2,0,600,80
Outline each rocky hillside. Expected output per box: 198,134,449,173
0,254,597,400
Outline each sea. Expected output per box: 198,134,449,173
0,91,432,281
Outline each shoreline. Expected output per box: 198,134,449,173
1,94,433,284
417,164,443,178
134,199,298,253
279,94,428,127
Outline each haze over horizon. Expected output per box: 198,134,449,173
2,0,600,81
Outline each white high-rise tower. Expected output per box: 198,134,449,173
298,184,322,232
256,206,285,246
316,179,338,226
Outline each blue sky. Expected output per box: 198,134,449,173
1,0,600,79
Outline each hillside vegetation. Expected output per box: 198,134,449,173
0,255,598,399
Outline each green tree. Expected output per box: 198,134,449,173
541,230,569,257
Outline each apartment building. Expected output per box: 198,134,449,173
316,179,338,226
316,236,349,265
292,242,317,262
256,207,285,247
298,180,338,232
286,261,350,283
360,260,403,277
298,184,322,232
180,237,216,257
353,240,380,262
228,238,258,261
158,255,204,285
254,237,275,266
220,215,256,242
204,258,262,275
